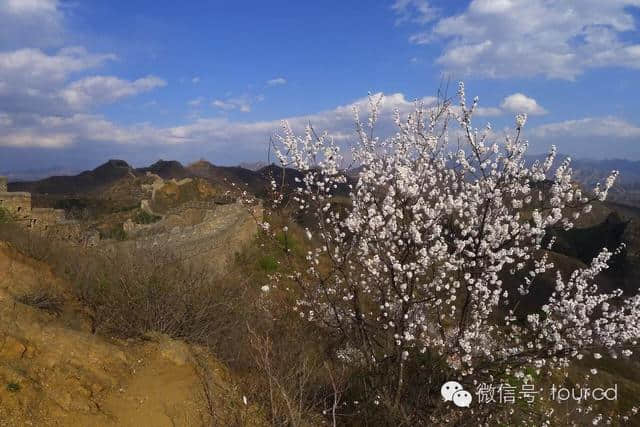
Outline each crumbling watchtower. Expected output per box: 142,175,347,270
0,176,66,231
0,176,32,218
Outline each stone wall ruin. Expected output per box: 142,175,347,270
0,192,31,218
0,176,66,232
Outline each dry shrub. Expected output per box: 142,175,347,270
0,223,253,355
17,288,64,315
0,222,65,264
213,229,349,426
246,327,348,427
72,247,251,349
192,348,267,427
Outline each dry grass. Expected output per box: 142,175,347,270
0,222,64,263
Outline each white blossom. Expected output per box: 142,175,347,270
259,82,638,416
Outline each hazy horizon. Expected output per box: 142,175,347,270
6,151,640,183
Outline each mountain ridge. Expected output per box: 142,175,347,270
7,156,640,206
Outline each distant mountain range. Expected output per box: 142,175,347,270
7,159,305,198
7,156,640,207
526,155,640,206
0,166,82,182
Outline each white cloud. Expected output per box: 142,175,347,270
266,77,287,86
212,99,250,112
396,0,640,79
159,92,441,148
60,75,167,109
0,112,177,148
392,0,438,25
0,92,441,150
2,92,638,161
212,94,264,113
500,93,547,115
0,47,118,115
0,130,74,148
0,112,11,126
191,76,200,84
188,97,204,108
0,0,64,48
0,47,115,87
0,0,168,150
0,1,167,116
0,47,166,116
4,0,57,14
530,116,640,139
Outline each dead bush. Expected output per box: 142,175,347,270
0,222,64,264
72,247,251,350
17,288,64,315
246,327,340,427
192,348,265,426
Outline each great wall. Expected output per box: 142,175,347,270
0,176,67,233
0,175,261,269
118,174,262,270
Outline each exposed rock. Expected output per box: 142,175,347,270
123,219,136,233
85,231,100,247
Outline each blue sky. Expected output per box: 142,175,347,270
1,0,640,174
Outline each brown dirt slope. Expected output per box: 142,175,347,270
0,242,263,426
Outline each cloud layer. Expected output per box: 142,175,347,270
212,94,264,113
61,75,167,109
1,88,639,166
396,0,640,79
0,92,438,149
527,116,640,158
0,1,167,149
0,0,65,49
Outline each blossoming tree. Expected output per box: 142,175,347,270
259,82,639,423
